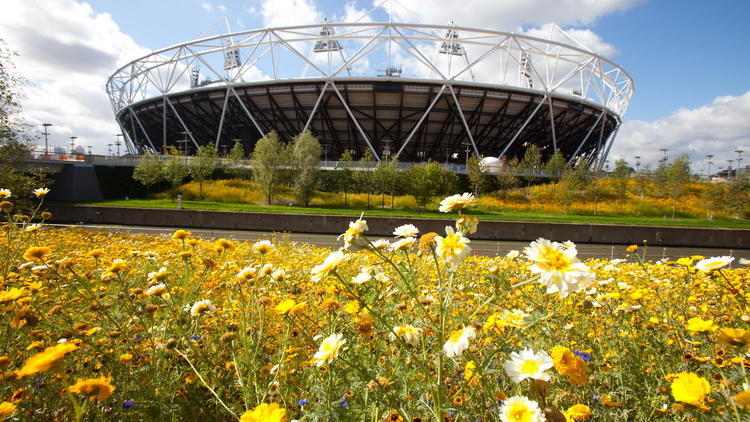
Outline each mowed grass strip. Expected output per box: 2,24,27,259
79,199,750,229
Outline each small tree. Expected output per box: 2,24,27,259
609,158,631,210
336,150,355,207
665,155,692,219
373,157,402,208
544,149,568,182
162,147,188,200
190,145,219,199
291,130,322,206
354,149,376,208
406,161,455,208
250,131,284,205
727,172,750,218
467,155,490,196
226,141,248,179
519,144,542,185
496,158,520,196
132,151,164,197
584,165,607,215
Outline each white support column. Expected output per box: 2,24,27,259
214,88,231,149
165,97,200,149
597,125,619,171
229,86,266,136
498,95,547,159
447,85,479,156
302,81,329,133
567,111,605,164
329,82,380,161
547,97,557,151
128,107,157,151
395,84,446,158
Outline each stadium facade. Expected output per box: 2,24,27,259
106,22,633,168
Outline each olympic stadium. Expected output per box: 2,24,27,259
106,22,633,168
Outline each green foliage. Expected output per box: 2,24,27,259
372,157,402,208
335,150,355,207
519,144,543,185
610,158,631,209
727,172,750,218
495,158,520,195
163,147,189,199
544,149,568,181
132,151,164,197
666,155,692,219
291,130,322,206
190,145,219,199
251,131,288,204
405,161,457,208
226,141,249,179
466,154,490,196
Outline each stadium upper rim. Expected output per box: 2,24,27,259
106,22,633,163
107,22,633,114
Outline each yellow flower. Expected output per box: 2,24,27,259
717,327,750,349
565,403,591,420
625,244,638,253
239,402,287,422
119,353,133,362
0,401,16,421
0,189,10,199
670,372,710,409
22,246,51,261
86,249,105,258
16,342,79,377
252,240,274,254
190,299,216,316
104,259,129,275
274,299,296,315
732,389,750,410
390,325,422,346
289,302,307,316
551,346,588,385
313,333,346,367
523,238,593,298
675,257,693,266
171,229,192,240
68,376,116,400
443,326,476,358
685,317,717,333
338,214,368,249
214,238,235,251
694,256,734,272
33,188,50,197
0,288,25,303
434,226,471,265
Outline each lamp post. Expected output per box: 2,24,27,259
107,144,113,156
634,155,641,173
706,154,714,178
727,160,734,177
42,123,52,157
114,133,123,157
69,136,78,156
659,148,668,163
735,149,744,178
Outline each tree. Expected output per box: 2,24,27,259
132,151,164,197
727,172,750,218
496,158,520,196
354,149,376,208
373,157,402,208
609,158,631,210
290,130,322,206
544,149,568,182
406,161,457,208
250,131,285,204
665,155,692,219
519,144,542,185
0,40,49,209
162,147,188,200
189,145,219,199
226,141,249,179
467,155,490,196
336,150,355,207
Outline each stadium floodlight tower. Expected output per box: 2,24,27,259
106,18,633,170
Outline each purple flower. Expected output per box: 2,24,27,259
190,335,201,340
574,350,593,361
123,400,135,409
298,398,309,406
340,400,348,408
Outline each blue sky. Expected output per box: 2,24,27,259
1,0,749,171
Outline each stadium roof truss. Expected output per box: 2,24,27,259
107,22,633,168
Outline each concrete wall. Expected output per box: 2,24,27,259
45,204,750,249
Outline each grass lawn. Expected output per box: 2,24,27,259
76,198,750,229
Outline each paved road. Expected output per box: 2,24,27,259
48,223,750,261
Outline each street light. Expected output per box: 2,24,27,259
659,148,668,163
727,160,734,177
634,155,641,173
735,149,744,178
114,133,123,157
706,154,714,178
69,136,78,156
107,144,113,156
42,123,52,157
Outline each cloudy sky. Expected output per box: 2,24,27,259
1,0,748,172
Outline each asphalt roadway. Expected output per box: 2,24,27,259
49,223,750,261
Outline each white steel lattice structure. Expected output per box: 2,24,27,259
106,22,633,167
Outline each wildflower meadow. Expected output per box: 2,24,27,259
0,188,748,421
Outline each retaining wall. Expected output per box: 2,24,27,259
46,204,749,249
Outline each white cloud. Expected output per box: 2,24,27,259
611,90,750,171
0,0,149,154
260,0,324,27
385,0,643,31
201,2,213,12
